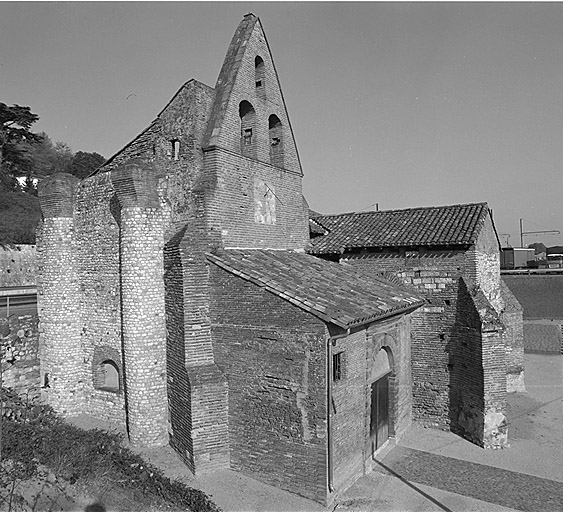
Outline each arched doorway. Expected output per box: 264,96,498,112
370,348,391,455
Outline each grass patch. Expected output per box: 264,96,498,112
1,388,221,511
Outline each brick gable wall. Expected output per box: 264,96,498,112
209,20,301,176
209,265,328,503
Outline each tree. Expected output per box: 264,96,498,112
28,134,73,177
528,242,547,256
66,151,105,179
0,103,43,190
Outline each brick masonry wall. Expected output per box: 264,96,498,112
450,279,507,449
202,147,308,250
366,315,413,442
472,215,503,313
331,313,413,496
342,247,509,448
0,245,36,287
61,81,215,430
209,264,328,504
331,329,366,494
163,185,230,474
0,315,40,400
500,279,525,392
344,250,465,427
209,19,301,176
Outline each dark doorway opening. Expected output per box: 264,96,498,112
370,373,390,455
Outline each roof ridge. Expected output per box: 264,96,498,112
313,202,489,219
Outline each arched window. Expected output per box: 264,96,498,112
239,101,256,158
94,359,120,393
255,56,265,97
269,114,283,167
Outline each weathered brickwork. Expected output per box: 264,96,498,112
209,266,328,503
204,15,301,176
337,211,519,449
0,315,40,400
207,262,416,505
344,250,464,427
202,147,308,250
450,279,507,449
366,316,413,442
500,279,525,392
37,13,515,507
0,245,36,287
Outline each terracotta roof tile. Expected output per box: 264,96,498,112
309,202,490,254
207,249,423,329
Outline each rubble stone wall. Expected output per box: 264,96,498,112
0,314,40,400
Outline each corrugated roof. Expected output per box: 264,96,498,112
207,249,423,329
309,203,490,255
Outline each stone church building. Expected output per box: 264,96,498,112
36,14,523,505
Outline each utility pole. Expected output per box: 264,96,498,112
519,218,560,248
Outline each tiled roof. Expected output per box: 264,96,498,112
309,203,490,255
207,249,423,329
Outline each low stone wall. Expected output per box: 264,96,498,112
0,314,40,400
524,320,562,354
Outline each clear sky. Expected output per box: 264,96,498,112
1,2,562,247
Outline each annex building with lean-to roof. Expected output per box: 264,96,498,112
36,14,524,505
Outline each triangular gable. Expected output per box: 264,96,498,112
202,14,302,176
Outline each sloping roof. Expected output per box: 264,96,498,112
206,249,423,329
309,202,490,255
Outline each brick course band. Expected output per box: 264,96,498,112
38,173,79,218
111,159,160,209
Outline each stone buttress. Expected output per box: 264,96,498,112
37,173,84,415
111,160,168,447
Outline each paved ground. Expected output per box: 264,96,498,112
336,352,563,512
72,353,563,512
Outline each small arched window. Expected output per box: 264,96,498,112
269,114,283,167
95,359,120,393
255,56,265,97
239,101,256,158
